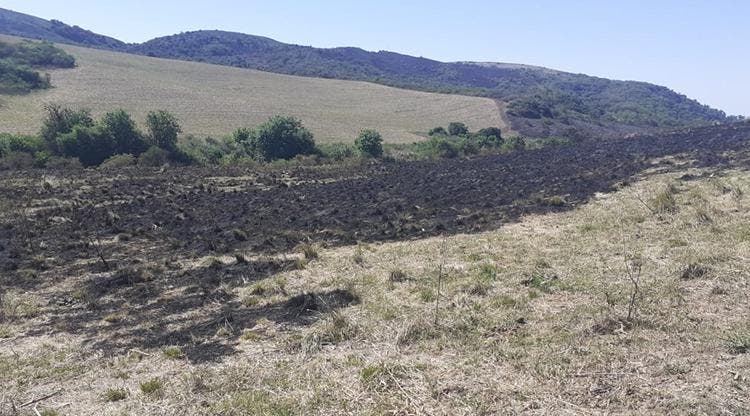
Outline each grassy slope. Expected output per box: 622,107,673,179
1,162,749,414
0,35,505,144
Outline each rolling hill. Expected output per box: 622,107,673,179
0,7,734,138
0,35,505,143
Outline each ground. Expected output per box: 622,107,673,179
1,123,750,415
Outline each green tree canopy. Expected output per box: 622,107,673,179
355,129,384,158
146,110,182,151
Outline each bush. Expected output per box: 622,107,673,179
40,104,94,152
44,156,83,170
427,136,459,159
250,115,316,161
355,129,384,158
428,126,447,136
448,122,469,136
0,151,34,170
477,127,503,140
318,143,355,161
100,110,148,155
0,133,45,157
56,125,114,167
503,136,526,152
146,110,181,151
99,154,136,170
138,146,170,167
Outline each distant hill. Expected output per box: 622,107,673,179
0,36,504,143
0,7,732,138
0,7,124,49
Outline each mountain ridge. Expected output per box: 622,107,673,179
0,7,734,138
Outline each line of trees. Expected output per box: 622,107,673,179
1,106,517,170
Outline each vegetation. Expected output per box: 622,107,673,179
354,129,383,158
0,39,74,93
246,115,316,161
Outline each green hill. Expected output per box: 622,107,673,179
0,7,733,138
0,35,505,143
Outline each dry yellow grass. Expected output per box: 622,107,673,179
2,162,749,415
0,35,506,143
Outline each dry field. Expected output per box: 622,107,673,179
1,123,750,415
0,35,506,143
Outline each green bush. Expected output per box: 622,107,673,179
146,110,182,151
0,133,45,157
56,125,114,167
100,110,148,155
448,122,469,136
40,104,94,152
427,136,459,159
503,136,526,152
317,143,356,161
249,115,316,161
477,127,503,140
354,129,383,158
428,126,447,136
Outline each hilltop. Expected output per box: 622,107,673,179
0,7,732,138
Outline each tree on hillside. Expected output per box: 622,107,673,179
100,110,147,155
477,127,503,140
355,129,384,158
56,125,114,167
146,110,181,151
250,116,316,161
40,104,94,153
448,122,469,136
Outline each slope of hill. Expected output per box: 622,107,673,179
0,35,504,143
0,7,732,138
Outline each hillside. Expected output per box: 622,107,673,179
0,7,731,138
0,35,504,143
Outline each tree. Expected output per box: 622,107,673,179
250,116,316,161
40,104,94,153
56,125,114,167
448,122,469,136
477,127,503,140
100,110,147,155
145,110,181,151
354,129,383,158
428,126,447,136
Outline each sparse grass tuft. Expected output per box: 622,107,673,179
209,391,294,416
680,263,710,280
360,363,408,392
103,387,128,402
162,346,185,360
389,269,408,283
140,378,164,396
651,184,678,213
724,330,750,354
301,243,319,260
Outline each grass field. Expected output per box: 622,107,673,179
0,35,507,143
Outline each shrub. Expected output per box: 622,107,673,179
477,127,503,140
100,110,148,155
44,156,83,170
318,143,355,161
103,387,128,402
146,110,181,151
56,125,114,167
0,133,45,157
40,104,94,152
503,136,526,152
250,115,316,161
139,378,164,396
0,151,34,170
427,136,459,159
448,122,469,136
355,129,384,158
428,126,447,136
99,154,136,170
138,146,170,167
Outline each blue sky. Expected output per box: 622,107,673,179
3,0,748,115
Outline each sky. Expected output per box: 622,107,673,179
2,0,748,116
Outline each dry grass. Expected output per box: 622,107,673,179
0,35,506,143
2,166,750,414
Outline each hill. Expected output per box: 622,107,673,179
0,8,732,138
0,35,504,143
